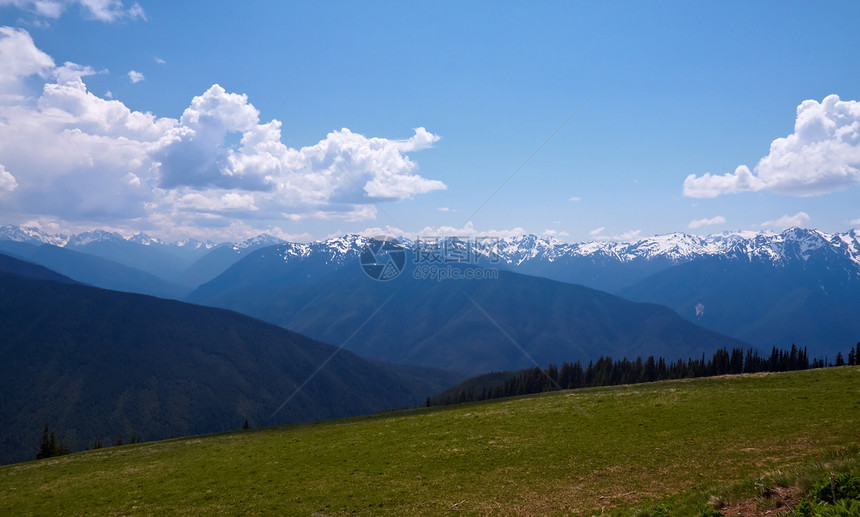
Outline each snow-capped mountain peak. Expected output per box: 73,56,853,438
0,225,68,246
129,232,164,246
232,233,286,251
1,224,858,273
66,230,126,247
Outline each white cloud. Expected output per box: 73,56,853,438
569,196,581,202
688,215,726,229
685,95,860,198
127,70,144,83
154,56,165,65
415,221,528,240
589,228,641,241
352,225,409,239
683,165,765,198
0,163,17,193
0,0,146,22
542,229,569,238
174,191,259,212
610,229,641,241
0,26,54,103
761,211,810,230
850,218,860,226
54,62,100,84
152,84,446,208
437,207,455,212
0,28,446,240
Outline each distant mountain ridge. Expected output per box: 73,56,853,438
182,227,859,363
5,224,858,279
0,225,288,289
182,227,860,292
6,225,857,268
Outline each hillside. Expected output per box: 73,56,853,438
1,367,857,516
192,264,749,374
0,252,76,284
0,241,188,299
0,270,462,465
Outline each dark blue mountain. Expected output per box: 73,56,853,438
0,269,463,465
188,256,749,374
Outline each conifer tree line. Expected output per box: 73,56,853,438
430,342,860,407
35,418,253,460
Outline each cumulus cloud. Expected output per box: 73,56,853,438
588,226,605,236
688,215,726,229
761,211,810,230
127,70,144,83
684,95,860,198
0,28,446,239
0,0,145,22
0,164,17,193
153,84,445,204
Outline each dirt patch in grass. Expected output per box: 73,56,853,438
717,485,803,516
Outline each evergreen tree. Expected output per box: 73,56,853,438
835,352,845,367
36,425,52,460
36,425,69,459
243,418,250,430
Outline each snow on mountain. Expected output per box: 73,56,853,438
232,234,286,251
66,230,126,247
171,238,218,250
1,225,858,272
0,225,68,246
486,228,859,269
128,232,164,246
276,235,378,264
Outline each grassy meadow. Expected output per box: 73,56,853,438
1,366,858,516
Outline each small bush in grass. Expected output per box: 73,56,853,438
786,472,860,517
809,473,860,504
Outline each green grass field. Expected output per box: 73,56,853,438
1,367,858,516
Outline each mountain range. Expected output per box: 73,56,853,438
183,228,859,360
204,262,749,374
3,225,858,359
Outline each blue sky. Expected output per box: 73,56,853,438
0,1,859,242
